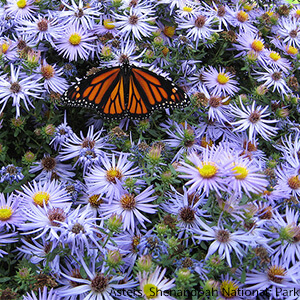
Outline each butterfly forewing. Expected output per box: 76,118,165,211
63,67,127,119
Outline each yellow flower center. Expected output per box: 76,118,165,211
286,45,298,55
251,39,264,52
163,26,175,38
267,265,286,283
41,65,55,79
200,137,213,148
103,19,115,29
220,280,239,298
88,194,103,208
183,6,193,12
288,175,300,190
2,43,9,54
217,73,230,84
162,47,169,56
17,0,27,8
33,191,50,206
236,10,249,22
197,162,218,178
269,51,281,61
143,283,159,299
266,11,273,17
232,165,249,180
106,167,123,184
0,206,13,221
69,33,81,45
296,9,300,17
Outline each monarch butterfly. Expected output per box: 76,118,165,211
62,61,190,120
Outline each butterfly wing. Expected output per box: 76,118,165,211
126,66,190,119
62,67,127,120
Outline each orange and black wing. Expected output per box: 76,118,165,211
62,67,127,120
126,66,190,119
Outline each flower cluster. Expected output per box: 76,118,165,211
1,0,300,300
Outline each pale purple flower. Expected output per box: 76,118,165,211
229,98,278,142
59,126,112,173
177,146,231,196
85,153,145,202
192,219,255,267
0,64,43,117
101,185,158,232
114,7,157,40
202,66,239,96
15,12,64,47
59,0,100,30
5,0,37,20
23,287,60,300
55,23,96,61
0,193,23,230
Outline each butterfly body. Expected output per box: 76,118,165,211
62,62,190,120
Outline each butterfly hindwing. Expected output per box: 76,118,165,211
127,66,189,119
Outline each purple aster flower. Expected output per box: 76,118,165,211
192,219,255,267
226,154,269,197
245,256,300,299
138,266,175,300
259,49,292,74
5,0,38,20
202,3,232,30
15,11,64,47
59,0,100,30
270,207,300,267
101,185,158,232
177,13,220,47
186,67,209,93
0,193,23,230
92,15,118,36
226,5,258,33
0,37,18,61
57,254,137,299
0,164,24,184
35,60,69,94
50,111,74,151
234,31,265,58
23,287,60,300
111,231,142,272
19,203,70,241
229,98,278,142
101,39,147,67
163,120,205,162
0,231,17,257
177,146,231,197
114,7,157,40
275,16,300,48
30,154,75,181
202,66,239,96
254,66,292,96
138,232,169,259
17,238,61,275
19,180,72,209
55,23,96,61
0,64,43,118
274,163,300,198
59,125,112,173
161,187,205,241
58,205,103,256
85,153,145,202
